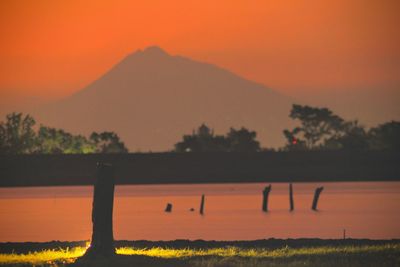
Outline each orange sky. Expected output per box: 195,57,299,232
0,0,399,103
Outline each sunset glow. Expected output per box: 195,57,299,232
1,0,399,103
0,3,399,266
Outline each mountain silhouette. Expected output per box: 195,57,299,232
32,46,294,151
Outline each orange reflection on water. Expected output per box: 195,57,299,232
0,182,399,242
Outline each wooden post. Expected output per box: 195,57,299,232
262,185,271,212
84,163,116,257
312,186,324,210
343,229,346,240
165,203,172,212
200,194,205,215
289,183,294,211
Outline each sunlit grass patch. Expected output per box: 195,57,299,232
0,247,86,265
116,244,400,258
0,244,398,266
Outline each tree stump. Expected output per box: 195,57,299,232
200,194,205,215
84,163,116,258
312,186,324,211
262,185,272,212
289,183,294,211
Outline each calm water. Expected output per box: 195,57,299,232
0,182,399,242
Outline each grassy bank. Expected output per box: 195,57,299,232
0,240,399,267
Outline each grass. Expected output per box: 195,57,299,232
0,247,85,265
0,243,399,266
117,244,399,258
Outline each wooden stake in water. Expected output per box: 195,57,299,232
289,183,294,211
200,194,205,215
165,203,172,212
312,186,324,210
262,185,272,212
84,163,116,257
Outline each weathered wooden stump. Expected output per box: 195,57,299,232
289,183,294,211
311,186,324,210
262,185,272,212
84,163,116,258
200,194,205,215
165,203,173,212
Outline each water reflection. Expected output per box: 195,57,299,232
0,182,399,241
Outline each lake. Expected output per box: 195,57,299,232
0,182,399,242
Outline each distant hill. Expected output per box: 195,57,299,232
32,46,295,151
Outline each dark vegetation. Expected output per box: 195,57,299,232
1,151,399,186
283,104,400,151
175,124,260,152
1,104,399,155
0,113,128,154
1,104,399,186
176,104,399,152
0,113,262,155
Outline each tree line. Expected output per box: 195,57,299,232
282,104,399,151
0,113,128,154
174,104,399,152
174,124,260,152
1,104,399,154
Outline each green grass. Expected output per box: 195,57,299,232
0,244,399,266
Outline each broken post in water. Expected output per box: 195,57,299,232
200,194,205,215
312,186,324,210
84,163,116,257
165,203,173,212
262,185,272,212
289,183,294,211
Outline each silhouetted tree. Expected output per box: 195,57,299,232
36,126,97,154
175,124,260,152
282,104,400,151
0,113,129,154
368,121,400,151
175,134,200,152
90,131,128,153
283,128,307,151
227,127,260,152
288,104,344,149
175,124,229,152
36,126,70,154
283,104,345,150
324,121,369,151
66,134,97,154
0,113,36,154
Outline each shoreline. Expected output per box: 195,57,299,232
2,238,400,254
1,239,399,267
2,151,399,187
